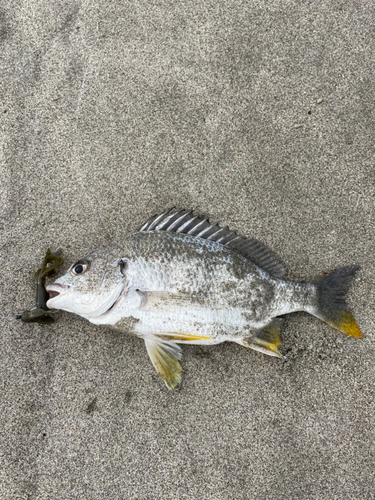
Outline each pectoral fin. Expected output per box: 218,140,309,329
137,290,207,312
145,337,182,390
243,318,284,358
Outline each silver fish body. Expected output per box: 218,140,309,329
46,209,362,389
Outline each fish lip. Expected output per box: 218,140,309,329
46,284,70,305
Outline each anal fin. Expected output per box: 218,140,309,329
145,337,182,390
243,318,284,358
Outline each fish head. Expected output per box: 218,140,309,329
46,244,128,319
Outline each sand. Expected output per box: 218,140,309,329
1,1,374,498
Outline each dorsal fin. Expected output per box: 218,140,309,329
139,209,287,278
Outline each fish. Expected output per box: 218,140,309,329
46,209,363,390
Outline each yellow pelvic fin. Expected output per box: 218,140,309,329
156,333,211,342
243,318,284,358
325,311,363,338
145,338,182,390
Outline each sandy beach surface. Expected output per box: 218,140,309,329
1,1,374,498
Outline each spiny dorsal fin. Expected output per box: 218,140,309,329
144,337,182,390
243,317,284,358
139,209,287,278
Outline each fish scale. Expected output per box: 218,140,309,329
46,209,363,390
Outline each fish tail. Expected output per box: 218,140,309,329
310,266,362,338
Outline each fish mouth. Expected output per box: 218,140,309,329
46,284,70,306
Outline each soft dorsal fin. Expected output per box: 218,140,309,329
139,208,287,278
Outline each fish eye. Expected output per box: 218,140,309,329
72,263,88,275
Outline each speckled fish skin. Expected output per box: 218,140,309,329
46,210,362,389
94,232,314,335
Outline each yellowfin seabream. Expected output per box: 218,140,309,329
46,209,362,389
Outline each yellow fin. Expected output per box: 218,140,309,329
314,266,363,338
325,311,363,338
156,333,211,342
145,338,182,390
243,318,284,358
243,341,283,358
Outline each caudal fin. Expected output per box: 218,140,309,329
312,266,362,338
